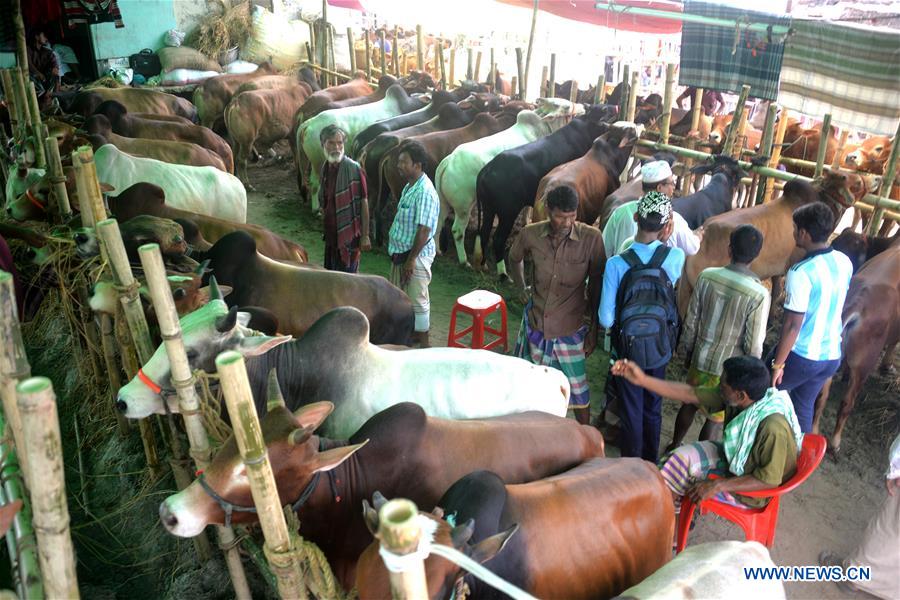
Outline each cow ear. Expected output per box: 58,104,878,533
468,523,518,564
292,401,335,430
312,440,369,473
691,163,712,175
100,182,116,193
235,334,292,357
362,499,379,535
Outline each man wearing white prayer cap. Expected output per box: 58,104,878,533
602,158,701,258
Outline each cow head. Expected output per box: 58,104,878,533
73,215,192,267
159,402,366,536
84,114,113,138
831,230,870,273
115,294,292,419
355,496,517,600
844,136,892,173
92,99,129,123
812,169,864,224
534,98,585,131
89,266,229,319
581,103,618,127
708,114,734,146
635,93,663,127
691,155,749,187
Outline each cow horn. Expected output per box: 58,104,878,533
362,499,379,535
208,276,223,301
266,368,285,410
195,259,210,275
288,425,314,446
215,305,238,332
450,518,476,547
372,491,387,511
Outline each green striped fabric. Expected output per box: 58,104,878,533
779,19,900,135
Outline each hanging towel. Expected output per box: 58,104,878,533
679,0,790,101
778,19,900,136
63,0,125,29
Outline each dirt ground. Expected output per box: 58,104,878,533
246,159,897,599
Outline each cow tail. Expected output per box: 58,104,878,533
841,311,861,355
474,170,487,266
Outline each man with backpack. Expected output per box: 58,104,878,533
599,190,685,460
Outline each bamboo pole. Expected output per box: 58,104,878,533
378,30,387,77
0,70,21,131
16,377,79,599
0,271,30,483
26,82,46,169
764,108,791,202
474,51,482,83
754,103,779,205
813,113,832,179
308,22,316,72
99,314,130,436
11,68,30,142
524,0,538,100
448,45,455,89
599,2,791,35
831,129,850,170
510,76,518,99
74,146,107,224
11,0,27,94
364,31,372,80
377,499,428,599
855,200,900,223
489,47,496,92
723,84,751,157
680,87,705,197
866,119,900,236
321,0,329,86
466,48,473,80
594,73,606,104
568,80,579,104
416,25,424,72
515,48,524,99
548,53,556,98
138,244,250,596
347,27,356,74
437,41,446,90
216,351,307,599
392,30,400,78
659,63,676,144
539,65,548,98
625,70,639,122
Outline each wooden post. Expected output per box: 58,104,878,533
594,73,606,104
378,30,387,77
0,70,21,131
619,65,630,117
866,118,900,236
466,48,473,80
364,31,372,80
524,0,538,101
539,65,548,98
489,47,495,91
321,0,329,86
73,146,107,225
660,63,676,144
680,87,705,197
216,351,307,599
16,377,79,599
548,53,556,98
11,68,30,143
347,27,356,73
98,313,130,436
26,82,46,168
625,70,640,122
448,45,455,89
308,22,316,69
139,245,250,598
764,108,791,202
377,499,428,599
831,129,850,170
813,113,832,179
515,48,524,99
0,272,30,484
437,41,446,90
392,29,400,77
11,0,28,90
568,80,579,104
474,51,482,83
754,103,779,205
416,25,424,72
723,84,751,156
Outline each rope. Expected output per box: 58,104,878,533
283,508,353,600
193,370,232,445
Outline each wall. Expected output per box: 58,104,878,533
90,0,179,59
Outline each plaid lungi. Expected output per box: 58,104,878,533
658,441,746,513
515,303,589,409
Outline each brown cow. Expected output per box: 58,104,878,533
678,170,865,314
356,458,673,600
292,73,378,125
813,242,900,454
781,122,838,177
225,84,313,185
191,61,278,129
533,126,638,225
843,135,897,235
69,87,197,121
82,131,227,171
709,113,762,151
159,401,605,590
87,101,234,173
233,74,300,96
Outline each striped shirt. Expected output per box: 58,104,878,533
784,247,853,361
388,173,440,258
678,264,771,375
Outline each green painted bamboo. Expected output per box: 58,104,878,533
626,70,639,122
416,25,424,71
723,84,751,157
364,31,371,80
378,30,387,77
595,2,791,34
814,113,832,179
619,65,630,117
754,103,779,205
548,53,556,98
866,119,900,235
515,47,524,99
594,73,606,104
347,27,356,73
466,48,473,80
659,63,676,144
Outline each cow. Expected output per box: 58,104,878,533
474,104,620,276
82,131,227,172
298,84,427,207
196,231,412,341
435,99,584,266
830,229,899,273
87,101,234,173
677,170,865,314
158,401,603,589
292,73,380,126
532,124,640,229
554,80,597,104
350,89,459,156
0,234,24,319
191,61,279,129
845,135,892,173
617,541,785,599
708,113,762,152
75,213,189,263
812,242,900,455
356,458,674,600
781,121,838,177
91,144,247,223
225,84,313,185
672,155,748,230
670,109,713,141
69,86,198,121
597,152,679,230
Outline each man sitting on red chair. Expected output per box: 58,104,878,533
611,355,802,514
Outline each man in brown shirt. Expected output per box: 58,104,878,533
510,185,605,424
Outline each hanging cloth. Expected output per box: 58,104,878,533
63,0,125,29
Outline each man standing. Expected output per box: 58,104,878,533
669,224,770,451
600,190,684,460
603,159,700,258
676,87,725,117
388,141,440,348
510,186,604,425
318,125,370,273
771,202,852,432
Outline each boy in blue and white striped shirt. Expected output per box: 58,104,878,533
771,202,853,432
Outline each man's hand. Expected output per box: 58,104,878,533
584,326,598,357
771,365,785,387
687,479,720,503
610,359,645,386
887,477,900,496
401,258,415,287
360,235,372,252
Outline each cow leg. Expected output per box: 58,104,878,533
676,275,693,318
434,198,451,257
492,213,518,281
831,326,887,452
770,276,784,321
812,376,832,435
878,337,898,374
451,211,471,267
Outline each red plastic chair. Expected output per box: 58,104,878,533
447,290,508,351
675,433,826,553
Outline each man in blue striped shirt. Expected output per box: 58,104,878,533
771,202,853,432
388,141,441,348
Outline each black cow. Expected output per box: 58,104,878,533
672,155,748,230
350,90,458,156
475,103,619,273
831,229,900,273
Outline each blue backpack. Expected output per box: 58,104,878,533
613,245,680,370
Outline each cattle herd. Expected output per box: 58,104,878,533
1,59,898,599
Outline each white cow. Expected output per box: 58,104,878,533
115,303,570,438
93,144,247,223
435,98,584,266
297,84,425,209
617,541,786,599
4,164,45,211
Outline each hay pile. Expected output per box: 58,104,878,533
82,76,125,90
184,1,253,60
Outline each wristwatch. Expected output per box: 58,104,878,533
771,359,786,370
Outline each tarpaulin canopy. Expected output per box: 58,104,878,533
327,0,367,11
495,0,684,35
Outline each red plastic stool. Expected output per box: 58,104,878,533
447,290,508,351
